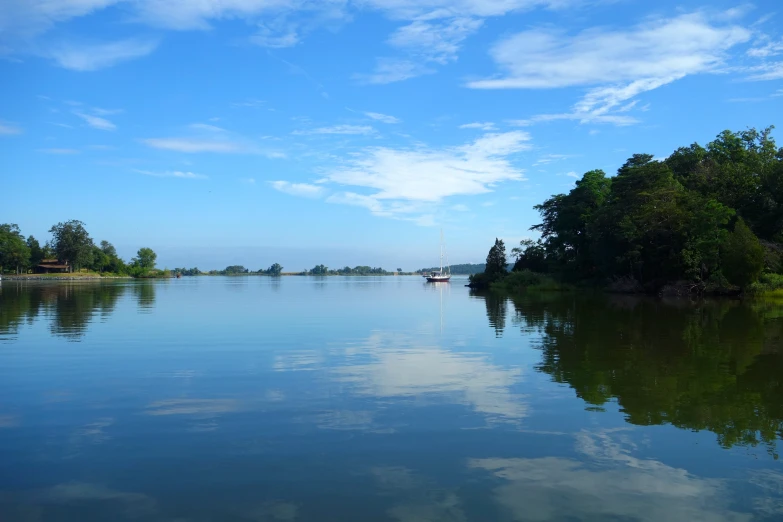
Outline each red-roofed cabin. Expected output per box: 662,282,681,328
36,259,70,273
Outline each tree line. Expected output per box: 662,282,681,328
472,127,783,294
0,220,159,277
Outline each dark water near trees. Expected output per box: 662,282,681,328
1,277,783,521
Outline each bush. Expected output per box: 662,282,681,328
492,270,571,293
747,273,783,295
721,218,764,288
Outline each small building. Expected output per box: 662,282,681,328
36,259,70,274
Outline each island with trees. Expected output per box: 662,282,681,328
0,221,408,279
470,127,783,296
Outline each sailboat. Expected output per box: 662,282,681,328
424,230,451,283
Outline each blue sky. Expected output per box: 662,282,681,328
2,0,782,270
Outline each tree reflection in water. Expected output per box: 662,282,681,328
0,282,153,341
481,292,783,455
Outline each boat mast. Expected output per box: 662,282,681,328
439,229,444,273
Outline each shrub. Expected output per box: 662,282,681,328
721,218,764,288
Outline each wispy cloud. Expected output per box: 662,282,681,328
240,177,256,184
533,154,570,166
469,13,751,125
135,169,208,179
314,131,531,223
269,181,325,198
0,122,22,135
293,124,376,136
47,38,159,71
231,99,265,108
74,111,116,130
91,107,123,116
189,123,227,132
39,148,79,154
141,138,242,153
565,171,579,178
459,122,496,130
365,111,400,124
354,58,434,85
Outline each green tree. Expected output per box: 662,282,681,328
485,238,508,279
511,239,548,273
310,264,328,275
27,236,44,268
49,220,94,272
0,224,31,274
100,240,117,258
90,245,110,273
132,248,157,271
533,169,611,277
721,218,765,288
265,263,283,276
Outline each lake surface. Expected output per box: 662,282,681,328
1,277,783,521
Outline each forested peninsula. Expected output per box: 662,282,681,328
470,127,783,296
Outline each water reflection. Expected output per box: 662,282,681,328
334,332,527,423
470,428,754,522
0,281,153,341
131,281,156,312
478,293,783,453
471,290,507,337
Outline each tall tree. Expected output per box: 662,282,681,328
49,220,94,272
27,236,44,267
485,238,508,279
100,240,117,258
721,218,765,288
0,224,31,274
265,263,283,276
133,248,157,270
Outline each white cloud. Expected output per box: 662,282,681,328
325,131,530,204
47,38,159,71
469,13,751,125
387,17,484,64
189,123,227,132
293,124,376,135
250,25,299,48
91,107,123,116
39,148,80,154
533,153,570,166
135,169,208,179
141,138,242,153
459,122,496,130
354,58,434,84
269,180,325,198
307,131,530,223
334,331,527,421
0,122,22,135
471,429,751,522
365,111,401,124
471,14,749,89
565,171,579,178
231,99,266,108
747,38,783,58
745,62,783,81
74,111,116,130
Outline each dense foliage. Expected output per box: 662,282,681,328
0,220,158,278
475,127,783,293
496,294,783,456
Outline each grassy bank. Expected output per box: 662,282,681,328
747,273,783,296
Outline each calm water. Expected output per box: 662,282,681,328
1,277,783,521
